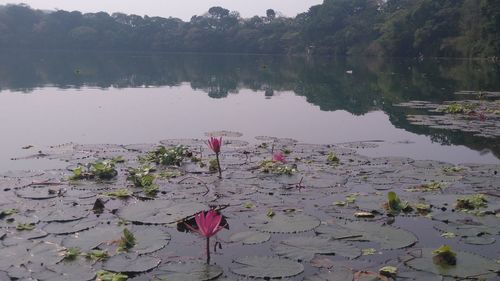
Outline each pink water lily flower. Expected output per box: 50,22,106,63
272,152,286,163
207,137,223,178
207,137,222,154
186,210,225,264
188,210,224,238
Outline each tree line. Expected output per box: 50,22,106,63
0,0,498,57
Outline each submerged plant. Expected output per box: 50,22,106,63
207,137,223,178
432,245,457,266
0,208,17,219
185,210,225,264
16,223,35,231
117,228,136,252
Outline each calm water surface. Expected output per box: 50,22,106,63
0,51,499,171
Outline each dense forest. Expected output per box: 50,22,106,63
0,0,498,57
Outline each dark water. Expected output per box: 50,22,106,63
0,51,499,171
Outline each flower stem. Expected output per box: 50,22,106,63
215,153,222,178
206,237,211,264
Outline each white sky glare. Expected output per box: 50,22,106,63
0,1,323,20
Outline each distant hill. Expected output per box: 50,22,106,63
0,0,498,57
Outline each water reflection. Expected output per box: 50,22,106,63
0,51,498,158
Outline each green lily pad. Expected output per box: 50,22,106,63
62,226,122,251
229,231,271,245
304,268,354,281
103,253,161,273
317,222,417,249
154,261,223,281
406,248,500,278
0,241,63,271
42,217,98,235
231,256,304,279
118,200,206,225
275,236,360,261
134,228,171,254
250,213,320,233
32,263,96,281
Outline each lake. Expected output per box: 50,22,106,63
0,51,499,280
0,51,499,172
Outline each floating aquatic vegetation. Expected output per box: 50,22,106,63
275,236,360,261
407,181,445,192
63,247,81,261
385,191,413,213
229,231,270,245
84,249,109,261
0,208,17,219
71,160,118,180
96,270,128,281
326,151,340,165
16,222,35,231
259,159,297,175
440,103,477,114
105,189,132,199
144,145,190,166
117,228,136,252
154,261,223,281
432,245,456,266
379,266,397,278
455,194,488,211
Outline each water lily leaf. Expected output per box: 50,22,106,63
229,231,270,245
304,268,354,281
134,228,171,254
275,236,360,261
318,222,417,249
231,256,304,279
406,248,500,278
62,226,122,251
118,200,206,224
32,262,95,281
250,213,320,233
0,241,63,271
103,253,161,273
42,217,98,235
39,206,89,222
15,186,59,200
154,261,223,281
463,235,496,245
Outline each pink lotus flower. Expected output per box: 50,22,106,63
186,210,225,264
187,210,224,238
207,137,222,154
272,152,286,163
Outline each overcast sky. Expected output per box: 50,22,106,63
0,1,323,20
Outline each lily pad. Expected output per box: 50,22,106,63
317,222,417,249
0,241,63,271
103,253,161,273
42,217,99,235
32,263,95,281
406,248,500,278
154,261,223,281
275,236,360,261
304,268,354,281
250,213,321,233
229,231,271,245
134,228,171,254
118,200,206,225
231,256,304,279
62,226,122,251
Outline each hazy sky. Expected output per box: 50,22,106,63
0,1,323,20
